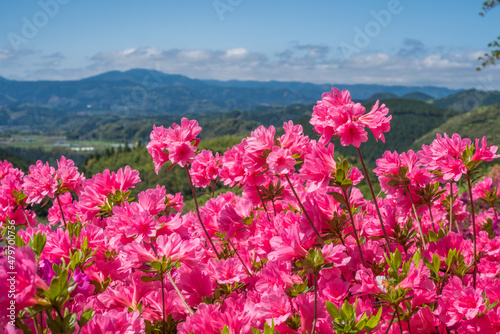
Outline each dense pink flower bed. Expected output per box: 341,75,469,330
2,88,500,333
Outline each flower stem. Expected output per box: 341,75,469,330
255,186,271,223
311,272,318,334
341,187,366,266
185,166,221,260
492,203,499,227
284,174,323,243
166,272,194,315
395,305,404,334
427,202,437,233
160,272,166,334
228,239,253,277
56,193,67,228
150,241,194,321
384,309,397,334
449,181,454,233
466,173,478,289
356,148,391,253
405,185,427,249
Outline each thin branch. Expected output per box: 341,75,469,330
356,148,391,253
185,166,221,260
284,174,323,243
466,173,478,289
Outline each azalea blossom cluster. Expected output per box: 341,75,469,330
2,88,500,334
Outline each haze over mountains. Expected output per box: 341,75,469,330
0,69,464,115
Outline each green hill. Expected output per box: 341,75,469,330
412,103,500,149
362,92,399,103
402,92,433,102
432,89,500,112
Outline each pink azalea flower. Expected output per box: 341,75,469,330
97,271,156,311
0,246,48,312
409,307,439,334
310,87,391,147
267,147,296,174
80,310,145,334
47,192,78,226
190,149,220,187
279,121,311,157
254,261,302,293
207,257,247,285
22,160,58,204
218,197,254,240
472,177,499,201
147,118,201,173
77,166,140,221
143,289,190,321
166,192,184,212
177,303,222,334
177,265,215,306
351,267,383,295
293,293,328,333
299,142,336,191
138,185,167,215
318,275,349,307
337,119,368,147
418,133,499,182
471,136,500,162
437,276,484,326
56,156,85,193
169,141,197,167
257,288,292,325
220,142,247,187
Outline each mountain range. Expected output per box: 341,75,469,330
0,69,465,116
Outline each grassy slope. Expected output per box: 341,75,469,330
412,103,500,149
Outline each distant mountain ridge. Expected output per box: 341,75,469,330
432,89,500,112
0,69,463,116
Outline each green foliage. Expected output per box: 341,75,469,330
477,1,500,69
250,321,276,334
413,103,500,152
432,90,500,112
326,300,382,333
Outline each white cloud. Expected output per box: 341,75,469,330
224,48,249,58
3,43,500,90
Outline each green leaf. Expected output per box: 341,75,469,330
326,301,340,319
263,321,275,334
413,250,422,267
15,233,26,248
398,166,408,179
31,232,46,256
365,307,383,332
251,327,261,334
490,300,499,309
335,165,345,180
330,192,347,206
140,275,159,283
428,230,438,242
393,249,402,269
432,253,441,274
150,261,162,271
341,300,354,320
221,325,230,334
77,308,95,328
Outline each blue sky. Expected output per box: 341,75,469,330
1,0,499,89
